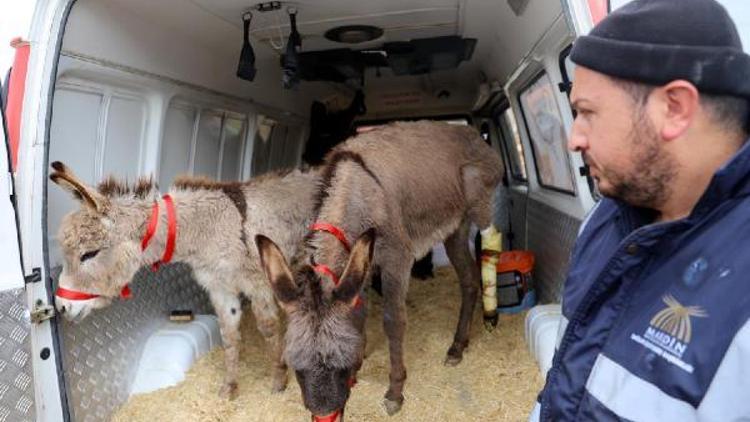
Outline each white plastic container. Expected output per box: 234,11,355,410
130,314,222,395
524,304,562,378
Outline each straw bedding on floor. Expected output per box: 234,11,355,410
113,266,543,421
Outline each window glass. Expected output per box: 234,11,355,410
160,104,195,188
48,89,102,265
560,46,600,199
268,124,289,171
193,111,223,178
282,126,303,169
497,107,527,181
519,73,575,193
221,117,245,181
104,96,145,180
251,115,276,176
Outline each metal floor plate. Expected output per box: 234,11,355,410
0,288,35,422
57,263,212,422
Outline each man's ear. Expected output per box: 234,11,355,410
255,235,300,310
658,80,700,141
334,228,376,307
49,161,108,213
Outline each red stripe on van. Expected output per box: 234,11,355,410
6,38,30,172
587,0,608,25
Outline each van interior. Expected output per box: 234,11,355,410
37,0,596,419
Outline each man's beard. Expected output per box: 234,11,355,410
595,113,677,209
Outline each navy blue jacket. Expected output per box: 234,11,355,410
533,140,750,421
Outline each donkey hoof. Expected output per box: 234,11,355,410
383,397,403,415
444,343,465,366
219,382,239,400
444,354,463,366
483,315,498,332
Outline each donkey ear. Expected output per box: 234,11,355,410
49,161,107,213
334,228,376,306
255,234,299,308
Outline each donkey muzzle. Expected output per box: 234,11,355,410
312,409,343,422
54,296,94,323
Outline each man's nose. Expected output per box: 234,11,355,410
568,126,587,152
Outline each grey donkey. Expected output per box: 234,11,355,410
255,121,503,420
50,161,319,399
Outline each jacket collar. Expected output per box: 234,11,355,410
690,138,750,218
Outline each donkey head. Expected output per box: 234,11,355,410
255,229,375,420
50,161,154,322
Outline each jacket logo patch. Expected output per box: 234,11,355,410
630,295,707,373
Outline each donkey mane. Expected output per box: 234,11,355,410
97,176,155,199
313,149,381,216
172,168,296,192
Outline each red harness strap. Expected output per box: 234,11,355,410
311,222,351,252
311,223,364,310
150,194,177,271
313,264,364,308
313,410,342,422
313,264,340,285
55,195,177,301
55,284,131,300
140,194,177,271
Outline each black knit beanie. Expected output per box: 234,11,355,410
570,0,750,98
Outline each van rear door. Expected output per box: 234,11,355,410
0,88,24,292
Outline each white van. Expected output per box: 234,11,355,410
1,0,747,420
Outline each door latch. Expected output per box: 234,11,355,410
30,301,55,324
24,268,41,284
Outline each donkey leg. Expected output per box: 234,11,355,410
380,261,411,415
443,218,480,366
209,290,243,400
249,287,288,393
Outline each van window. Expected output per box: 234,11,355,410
160,104,196,188
220,117,246,181
251,115,277,176
193,111,223,178
518,72,576,194
559,46,600,199
104,96,145,180
496,107,527,181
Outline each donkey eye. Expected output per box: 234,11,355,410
80,250,100,262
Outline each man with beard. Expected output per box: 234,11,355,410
531,0,750,420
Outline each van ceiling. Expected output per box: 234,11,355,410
80,0,562,117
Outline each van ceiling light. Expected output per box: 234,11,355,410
325,25,384,44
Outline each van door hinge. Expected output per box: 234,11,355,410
24,267,41,284
30,301,55,324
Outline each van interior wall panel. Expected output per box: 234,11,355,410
63,0,329,117
0,289,35,422
464,0,561,84
56,264,212,422
526,197,581,304
509,188,529,252
362,70,479,120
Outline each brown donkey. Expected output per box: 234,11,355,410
256,120,503,419
50,162,319,399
